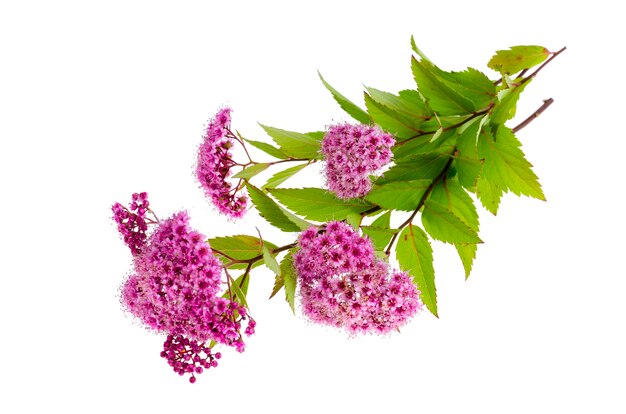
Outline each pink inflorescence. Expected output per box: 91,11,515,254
114,193,254,382
161,334,222,384
196,107,247,218
293,221,421,334
321,124,395,199
112,192,150,255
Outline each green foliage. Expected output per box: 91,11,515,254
232,163,270,179
411,57,476,115
244,138,290,159
455,243,477,280
362,210,396,251
377,152,450,184
396,224,437,316
488,46,549,75
269,188,375,222
491,81,529,124
263,163,308,189
260,124,322,159
318,71,371,124
476,176,504,215
478,126,545,201
281,250,297,313
246,184,309,232
365,180,431,211
262,244,281,276
208,235,278,270
422,200,482,244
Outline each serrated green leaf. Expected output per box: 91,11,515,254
263,244,281,276
318,71,371,124
421,200,482,244
371,210,391,228
455,243,477,279
378,152,450,185
456,116,482,159
246,184,304,232
269,273,284,299
366,87,430,121
263,163,308,189
365,179,431,211
345,213,362,229
491,81,530,124
392,129,456,161
231,163,270,179
430,178,479,232
488,45,550,75
396,224,437,316
209,235,278,265
228,276,249,309
280,250,297,314
454,155,483,189
411,57,475,115
476,176,503,215
364,93,421,139
244,138,290,159
260,124,322,159
269,188,375,222
434,67,496,109
478,126,545,200
362,226,398,251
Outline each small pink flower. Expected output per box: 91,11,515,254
196,108,248,218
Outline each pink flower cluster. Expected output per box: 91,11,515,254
114,193,254,382
112,192,150,255
196,108,247,218
293,221,421,334
321,124,395,199
161,334,221,383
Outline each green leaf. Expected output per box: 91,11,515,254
366,87,430,120
269,273,284,299
209,235,278,265
411,57,475,115
371,210,391,228
263,163,308,189
376,152,450,184
231,163,270,179
269,188,375,222
491,81,530,124
476,176,503,215
260,124,321,159
410,36,431,62
280,250,297,314
488,45,550,75
392,129,456,161
244,138,290,159
365,179,431,211
396,224,437,317
429,178,479,232
318,71,371,124
434,67,496,109
454,155,483,189
229,275,249,309
364,93,424,139
421,200,482,244
455,243,477,280
362,226,398,251
478,126,545,200
263,244,281,276
246,184,304,232
345,213,362,229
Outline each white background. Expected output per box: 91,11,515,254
1,1,625,412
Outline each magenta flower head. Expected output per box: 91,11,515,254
293,221,422,334
196,107,248,218
114,195,255,382
321,124,395,199
112,192,151,256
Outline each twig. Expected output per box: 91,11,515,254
512,98,554,133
